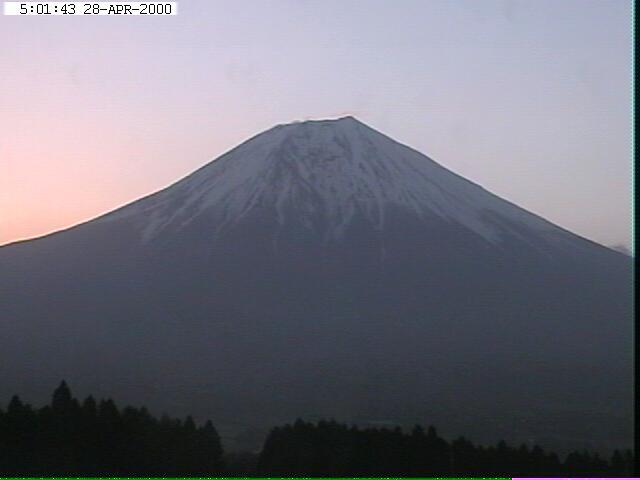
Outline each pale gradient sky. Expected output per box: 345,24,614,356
0,0,632,249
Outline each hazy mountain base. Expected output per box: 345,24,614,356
0,207,631,454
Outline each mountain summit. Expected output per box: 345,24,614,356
0,117,632,452
99,117,568,247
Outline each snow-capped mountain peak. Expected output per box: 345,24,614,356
99,117,559,244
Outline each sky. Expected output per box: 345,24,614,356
0,0,632,249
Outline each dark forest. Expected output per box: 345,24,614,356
0,382,633,477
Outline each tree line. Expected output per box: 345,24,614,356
257,419,634,477
0,382,634,476
0,382,223,476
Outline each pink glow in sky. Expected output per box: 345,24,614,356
0,0,631,249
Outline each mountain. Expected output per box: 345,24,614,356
0,117,632,453
610,244,632,256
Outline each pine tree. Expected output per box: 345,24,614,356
51,381,73,413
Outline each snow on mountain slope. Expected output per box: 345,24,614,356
96,117,563,245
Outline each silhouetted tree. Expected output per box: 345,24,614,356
256,418,633,477
51,381,73,413
0,382,224,476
